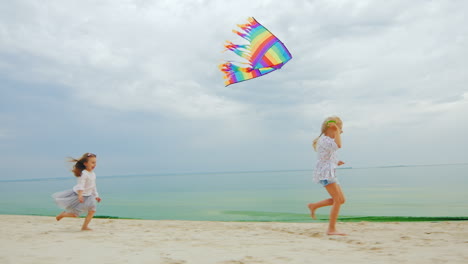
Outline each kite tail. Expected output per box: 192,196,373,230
223,41,251,60
222,17,262,62
218,62,253,86
233,17,258,42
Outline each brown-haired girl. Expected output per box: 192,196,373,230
53,153,101,231
308,116,347,235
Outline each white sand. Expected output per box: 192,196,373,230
0,215,467,264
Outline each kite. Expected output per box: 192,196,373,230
219,17,292,86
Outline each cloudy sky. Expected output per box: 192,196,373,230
1,0,467,179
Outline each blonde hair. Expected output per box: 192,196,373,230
312,116,343,151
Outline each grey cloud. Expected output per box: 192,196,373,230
1,0,467,177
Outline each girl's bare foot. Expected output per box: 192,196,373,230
56,212,77,221
56,212,65,221
81,227,93,231
307,203,317,220
327,230,347,236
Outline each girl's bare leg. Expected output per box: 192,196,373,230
56,211,78,221
308,198,333,219
81,211,95,231
324,183,346,235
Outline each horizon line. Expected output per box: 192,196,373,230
1,162,467,183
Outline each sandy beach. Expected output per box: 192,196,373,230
0,215,467,264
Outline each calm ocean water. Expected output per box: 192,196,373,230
1,164,467,222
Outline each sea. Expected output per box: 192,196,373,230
1,164,467,222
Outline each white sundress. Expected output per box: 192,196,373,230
313,135,339,183
52,170,99,215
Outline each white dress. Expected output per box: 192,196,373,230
73,170,99,197
313,136,339,183
52,170,99,215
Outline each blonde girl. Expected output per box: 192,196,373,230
308,116,346,235
53,153,101,231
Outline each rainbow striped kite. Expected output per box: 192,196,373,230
219,17,293,86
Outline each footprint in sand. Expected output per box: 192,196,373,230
345,239,363,245
162,257,186,264
308,232,323,238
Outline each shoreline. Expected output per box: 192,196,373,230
4,213,468,223
1,214,467,263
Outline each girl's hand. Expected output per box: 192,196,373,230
96,197,102,203
327,122,338,129
78,196,84,203
328,122,342,133
337,161,345,166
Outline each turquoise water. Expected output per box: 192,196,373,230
1,164,467,222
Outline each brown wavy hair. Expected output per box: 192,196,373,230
69,153,96,177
